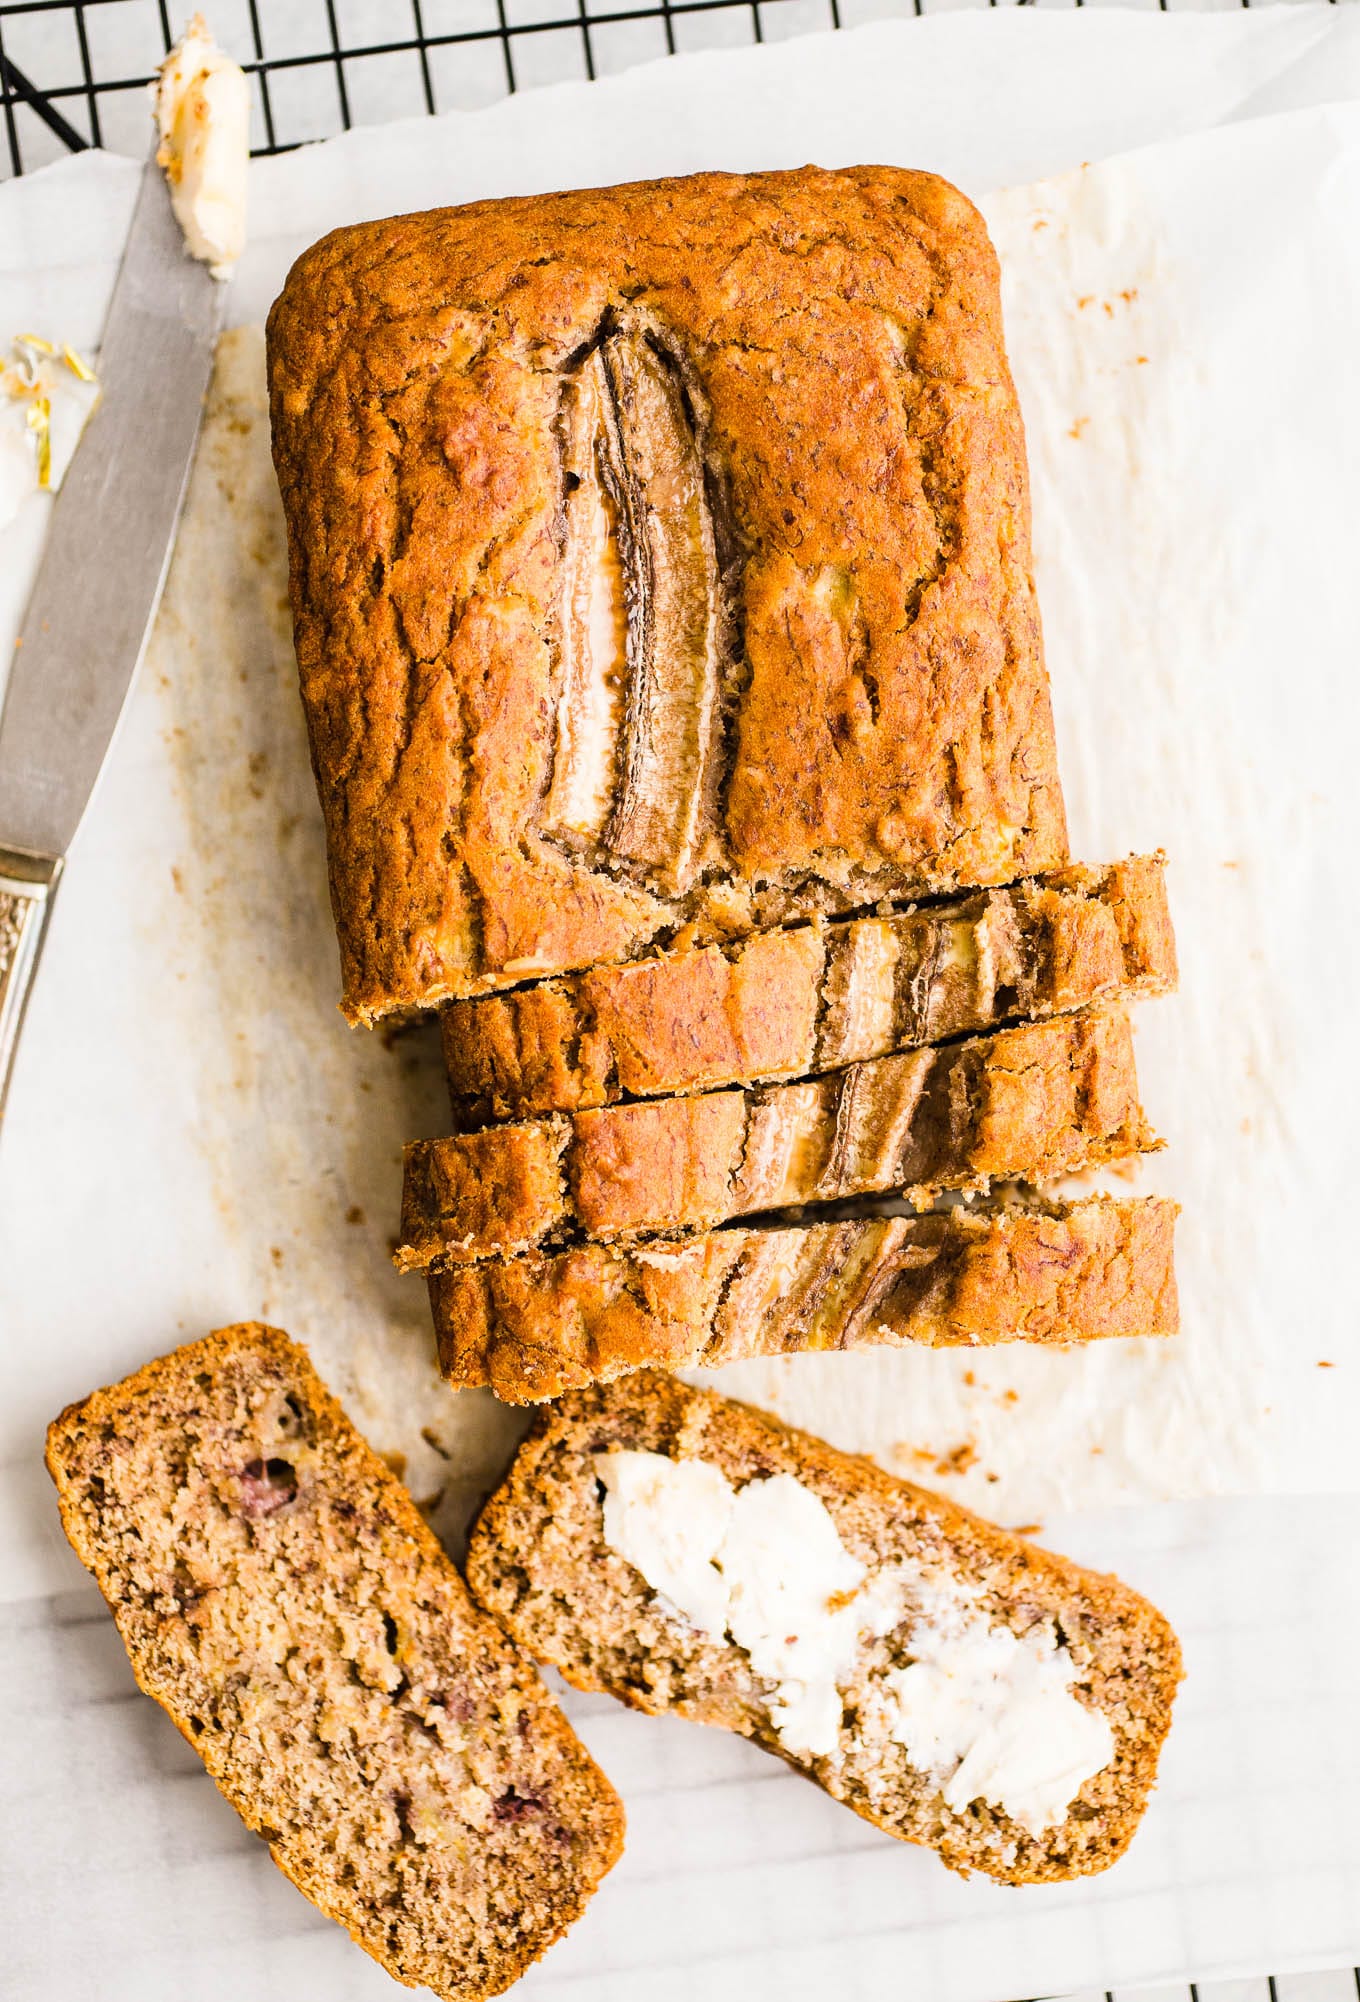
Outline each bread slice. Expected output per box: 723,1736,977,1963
45,1325,624,2000
267,167,1067,1023
400,1001,1156,1270
464,1371,1182,1883
441,855,1175,1124
429,1194,1177,1403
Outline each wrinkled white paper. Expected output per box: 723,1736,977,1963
2,11,1360,1997
720,100,1360,1516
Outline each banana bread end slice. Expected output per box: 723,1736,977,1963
46,1324,624,2001
430,1194,1178,1403
465,1372,1182,1885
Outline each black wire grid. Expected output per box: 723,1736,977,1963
13,0,848,177
1,0,1343,182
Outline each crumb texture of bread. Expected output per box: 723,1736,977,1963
429,1195,1178,1403
402,1001,1156,1269
267,165,1068,1021
465,1372,1182,1883
441,854,1176,1123
45,1324,624,2001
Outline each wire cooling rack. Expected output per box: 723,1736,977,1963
2,3,1358,1999
0,0,1342,180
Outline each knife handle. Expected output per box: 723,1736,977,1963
0,849,62,1128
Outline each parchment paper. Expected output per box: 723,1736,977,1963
2,11,1359,1996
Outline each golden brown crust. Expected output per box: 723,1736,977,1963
464,1371,1182,1883
267,165,1067,1022
444,923,826,1124
45,1324,624,2000
428,1195,1178,1403
401,1001,1156,1269
442,853,1175,1123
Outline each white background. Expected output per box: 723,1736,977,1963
2,8,1360,1998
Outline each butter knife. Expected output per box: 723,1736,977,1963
0,151,224,1126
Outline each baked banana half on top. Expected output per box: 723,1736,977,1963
267,166,1067,1022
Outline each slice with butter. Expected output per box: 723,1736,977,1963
466,1369,1182,1885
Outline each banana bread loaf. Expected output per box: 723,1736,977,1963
465,1372,1182,1882
441,854,1175,1124
400,1001,1156,1269
45,1324,624,2000
430,1194,1178,1402
267,165,1067,1022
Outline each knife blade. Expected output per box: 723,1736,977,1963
0,150,224,1125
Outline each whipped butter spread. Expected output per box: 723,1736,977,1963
880,1620,1115,1838
597,1448,1114,1831
154,16,249,278
599,1449,900,1757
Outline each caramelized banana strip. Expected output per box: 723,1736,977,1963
597,331,723,894
543,353,628,844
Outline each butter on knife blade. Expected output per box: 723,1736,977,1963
153,13,249,280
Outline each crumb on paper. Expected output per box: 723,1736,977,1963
962,1369,976,1387
1317,1360,1335,1369
0,334,100,530
892,1442,938,1469
934,1441,978,1478
269,1244,284,1267
153,14,249,278
1011,1523,1043,1538
345,1204,366,1226
1068,417,1090,441
1074,289,1138,322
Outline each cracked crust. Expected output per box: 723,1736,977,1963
429,1195,1178,1403
441,854,1176,1122
45,1325,624,2000
267,165,1067,1022
400,1001,1157,1269
464,1372,1182,1881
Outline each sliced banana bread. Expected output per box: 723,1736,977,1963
429,1194,1178,1402
465,1371,1182,1883
441,855,1175,1124
45,1324,624,2001
401,1001,1156,1269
